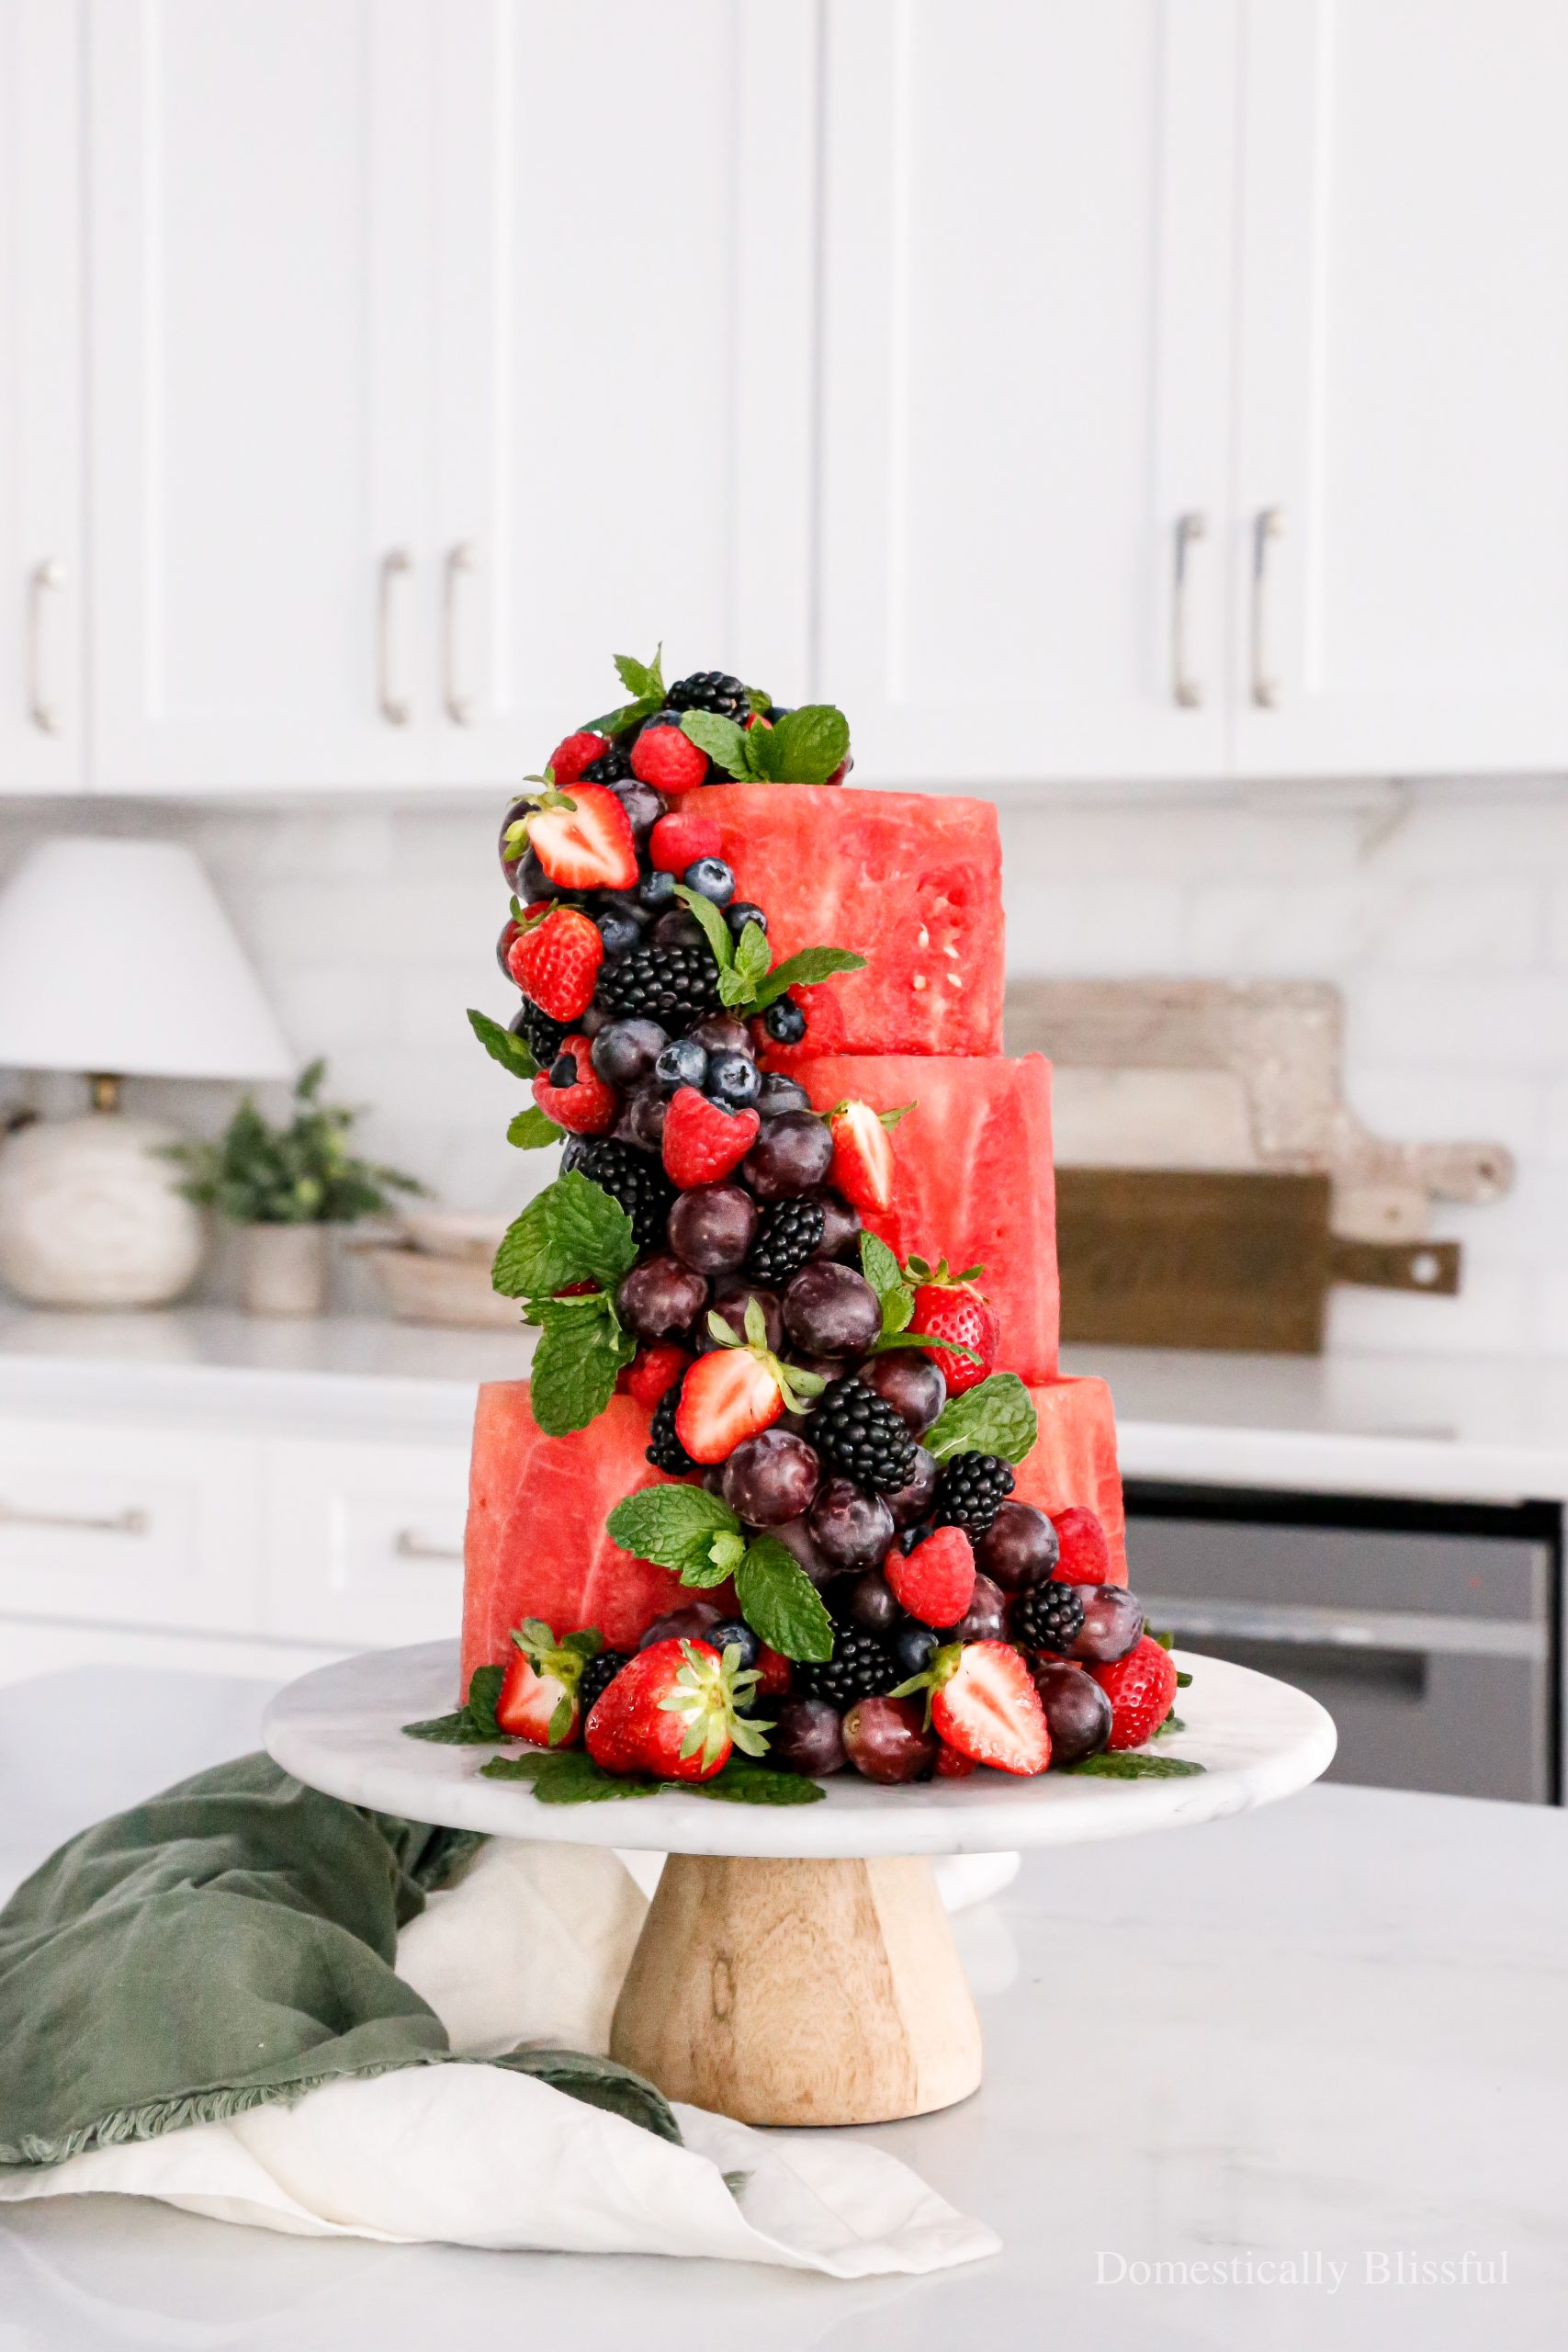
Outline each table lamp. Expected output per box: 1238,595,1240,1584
0,837,294,1307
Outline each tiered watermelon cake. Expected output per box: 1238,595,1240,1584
434,650,1180,1794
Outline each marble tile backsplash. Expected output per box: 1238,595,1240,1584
1,778,1564,1357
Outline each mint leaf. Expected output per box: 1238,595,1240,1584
614,645,664,703
1176,1670,1193,1688
1062,1752,1205,1780
482,1750,662,1801
468,1007,537,1080
467,1662,504,1736
859,1231,903,1299
1153,1713,1187,1738
581,695,660,735
672,883,736,974
491,1170,638,1298
679,711,750,777
508,1104,562,1149
678,1525,747,1590
735,1534,834,1664
608,1485,742,1578
767,705,850,784
685,1760,824,1805
924,1372,1038,1465
402,1661,504,1745
750,945,865,1012
530,1310,634,1436
733,922,772,989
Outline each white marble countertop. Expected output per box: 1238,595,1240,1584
0,1304,1563,1506
1,1666,1562,2348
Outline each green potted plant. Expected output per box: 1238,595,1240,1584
163,1060,426,1316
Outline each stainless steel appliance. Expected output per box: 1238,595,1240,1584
1125,1483,1560,1804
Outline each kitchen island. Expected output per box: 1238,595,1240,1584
0,1665,1563,2349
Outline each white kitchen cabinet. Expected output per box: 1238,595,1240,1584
0,0,83,790
428,0,818,782
86,0,437,793
1232,0,1568,778
816,0,1239,788
262,1436,469,1649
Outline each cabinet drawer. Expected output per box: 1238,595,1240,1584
264,1438,470,1648
0,1419,264,1632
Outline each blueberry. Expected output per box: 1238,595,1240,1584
726,900,768,938
594,906,642,958
704,1618,761,1671
637,867,677,911
764,997,807,1046
655,1036,708,1092
886,1621,938,1680
707,1050,761,1110
548,1052,578,1089
683,856,736,908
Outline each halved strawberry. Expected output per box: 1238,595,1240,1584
673,1295,824,1464
661,1085,760,1188
934,1740,978,1779
631,718,709,795
649,810,723,874
547,729,610,786
896,1639,1050,1776
584,1636,769,1781
1052,1506,1113,1586
531,1034,615,1135
524,783,637,890
886,1525,976,1629
507,903,603,1022
908,1258,998,1396
1089,1634,1179,1751
624,1342,690,1408
495,1618,604,1749
827,1098,910,1216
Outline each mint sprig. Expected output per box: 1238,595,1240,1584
508,1104,561,1149
672,884,863,1014
1062,1752,1206,1780
525,1294,636,1435
858,1233,980,1360
923,1372,1039,1464
580,644,668,736
492,1170,637,1298
468,1006,537,1081
735,1534,834,1664
679,703,850,786
607,1484,834,1664
403,1661,505,1745
480,1747,824,1805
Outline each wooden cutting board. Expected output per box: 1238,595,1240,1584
1055,1168,1460,1354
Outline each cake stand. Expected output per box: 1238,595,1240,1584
263,1641,1335,2129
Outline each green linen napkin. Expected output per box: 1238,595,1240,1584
0,1751,675,2170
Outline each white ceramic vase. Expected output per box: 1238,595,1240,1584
241,1222,329,1317
0,1111,205,1307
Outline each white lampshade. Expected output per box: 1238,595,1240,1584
0,838,293,1081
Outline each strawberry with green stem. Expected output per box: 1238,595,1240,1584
907,1257,998,1396
584,1636,772,1781
496,1618,604,1748
674,1295,825,1464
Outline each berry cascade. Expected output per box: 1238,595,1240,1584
419,648,1195,1798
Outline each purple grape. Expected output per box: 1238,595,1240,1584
611,779,664,843
625,1088,669,1150
1068,1584,1145,1666
768,1695,846,1777
886,1445,939,1529
782,1261,882,1356
976,1500,1059,1594
1031,1659,1112,1765
591,1018,667,1089
720,1430,821,1526
616,1255,707,1341
638,1601,726,1650
807,1476,895,1573
951,1572,1009,1643
842,1694,936,1783
651,909,707,947
691,1014,752,1057
742,1113,834,1202
806,1186,863,1261
699,1279,784,1354
836,1569,900,1634
667,1184,758,1274
756,1073,812,1118
857,1351,946,1436
770,1512,835,1586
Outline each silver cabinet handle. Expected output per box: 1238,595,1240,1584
27,559,65,734
1250,506,1284,707
394,1528,463,1563
0,1498,148,1537
377,548,412,726
442,542,477,726
1171,512,1206,707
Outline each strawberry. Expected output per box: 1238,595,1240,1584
753,1644,793,1701
625,1342,690,1408
507,904,603,1022
673,1294,823,1464
661,1084,761,1188
908,1258,998,1396
584,1636,768,1781
1052,1505,1113,1585
886,1525,976,1629
547,729,610,785
531,1034,615,1135
495,1618,604,1749
1089,1634,1179,1750
824,752,853,786
649,810,723,874
631,719,709,795
926,1640,1050,1776
934,1740,978,1779
828,1098,910,1216
523,783,637,891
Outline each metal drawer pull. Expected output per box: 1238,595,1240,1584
28,559,65,734
1250,505,1284,707
1171,512,1205,707
377,548,413,726
0,1499,148,1537
442,542,477,725
394,1529,463,1563
1145,1594,1546,1662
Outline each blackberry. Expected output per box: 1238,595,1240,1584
809,1378,919,1495
747,1196,826,1286
581,745,631,784
578,1648,631,1716
596,940,720,1025
667,670,750,723
796,1629,891,1708
513,997,569,1068
560,1135,674,1250
1012,1579,1086,1657
933,1453,1015,1539
647,1386,696,1476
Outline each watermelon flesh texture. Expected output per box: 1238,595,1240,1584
702,786,1003,1061
1012,1378,1127,1585
796,1051,1058,1383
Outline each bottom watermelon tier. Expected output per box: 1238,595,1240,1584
459,1374,1125,1700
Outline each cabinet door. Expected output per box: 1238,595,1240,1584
0,0,83,790
86,0,435,793
263,1437,470,1649
430,0,818,783
1234,0,1568,777
816,0,1237,789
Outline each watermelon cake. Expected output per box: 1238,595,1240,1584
427,649,1182,1793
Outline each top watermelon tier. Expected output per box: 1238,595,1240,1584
702,786,1004,1062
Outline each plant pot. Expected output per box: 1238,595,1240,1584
241,1223,330,1317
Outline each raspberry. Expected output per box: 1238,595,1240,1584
661,1086,760,1188
547,730,610,785
531,1035,615,1136
886,1526,976,1630
626,1343,689,1408
1052,1505,1113,1585
632,718,709,796
649,810,723,874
